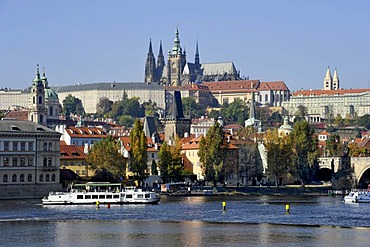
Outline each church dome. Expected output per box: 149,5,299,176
44,88,58,100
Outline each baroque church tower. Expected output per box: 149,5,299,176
29,64,47,125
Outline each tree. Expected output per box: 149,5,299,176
62,94,84,119
294,105,308,122
142,100,158,117
182,97,204,119
198,122,226,186
158,141,171,182
269,111,283,125
326,134,342,157
219,99,249,125
334,114,343,127
117,115,134,127
263,129,293,185
129,119,148,185
290,120,319,186
86,135,126,181
96,97,113,117
358,114,370,129
158,138,184,183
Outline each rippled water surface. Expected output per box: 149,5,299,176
0,195,369,246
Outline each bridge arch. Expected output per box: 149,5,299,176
357,167,370,189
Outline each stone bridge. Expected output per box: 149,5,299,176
318,157,370,184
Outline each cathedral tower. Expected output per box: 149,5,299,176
145,39,156,84
29,64,47,125
156,40,165,82
166,27,187,86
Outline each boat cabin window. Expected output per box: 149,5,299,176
145,194,150,198
85,195,91,199
126,194,133,199
106,195,112,199
99,195,105,199
92,195,98,199
137,194,143,199
77,195,83,199
113,195,119,199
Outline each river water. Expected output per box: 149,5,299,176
0,195,369,246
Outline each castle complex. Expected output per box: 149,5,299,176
145,27,240,86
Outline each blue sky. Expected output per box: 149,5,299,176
0,0,369,91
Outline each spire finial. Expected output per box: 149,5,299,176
33,64,40,82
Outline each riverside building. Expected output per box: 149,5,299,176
0,120,62,199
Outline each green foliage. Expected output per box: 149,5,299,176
85,135,126,181
198,122,226,186
334,114,343,126
263,129,293,184
62,94,85,118
358,114,370,129
208,109,220,120
158,138,184,182
182,97,204,119
348,142,367,157
151,160,158,175
220,99,248,125
290,120,319,185
129,119,148,185
326,134,343,157
142,100,158,117
110,96,144,120
269,111,283,124
117,115,134,127
294,105,308,122
96,97,113,117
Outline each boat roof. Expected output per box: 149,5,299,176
73,183,122,187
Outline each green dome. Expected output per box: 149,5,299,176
45,88,58,100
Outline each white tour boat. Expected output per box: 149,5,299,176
42,182,160,205
344,189,370,203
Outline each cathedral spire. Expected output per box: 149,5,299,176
145,39,156,84
195,40,200,65
41,66,49,88
171,26,182,55
325,66,332,81
148,38,153,55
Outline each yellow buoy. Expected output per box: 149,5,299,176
222,201,226,211
285,204,290,213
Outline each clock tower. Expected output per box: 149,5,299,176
166,27,186,86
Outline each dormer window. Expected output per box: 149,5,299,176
11,126,21,131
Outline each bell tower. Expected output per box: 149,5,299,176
166,27,186,86
28,64,47,125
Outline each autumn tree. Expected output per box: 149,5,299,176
62,94,84,119
86,135,126,181
294,105,308,122
198,122,226,186
158,138,183,183
290,120,319,186
263,129,293,185
129,119,148,185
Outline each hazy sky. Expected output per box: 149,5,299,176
0,0,369,91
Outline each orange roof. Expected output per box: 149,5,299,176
203,80,259,92
258,81,289,91
118,136,161,152
65,126,108,138
4,110,29,121
292,88,370,97
60,144,86,159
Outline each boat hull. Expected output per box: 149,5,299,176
344,191,370,203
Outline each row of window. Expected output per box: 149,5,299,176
2,173,56,183
1,157,33,167
0,141,34,151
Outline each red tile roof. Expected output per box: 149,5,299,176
292,88,370,97
4,110,29,121
60,144,86,159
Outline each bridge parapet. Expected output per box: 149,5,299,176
318,157,341,172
